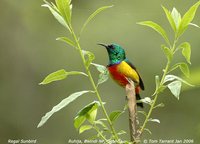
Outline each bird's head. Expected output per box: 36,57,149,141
98,43,126,65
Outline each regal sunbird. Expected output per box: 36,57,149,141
98,43,145,107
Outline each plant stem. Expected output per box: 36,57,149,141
70,28,119,141
138,39,178,137
93,124,108,142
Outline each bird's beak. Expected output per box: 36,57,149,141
97,43,108,48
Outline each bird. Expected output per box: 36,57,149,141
98,43,145,108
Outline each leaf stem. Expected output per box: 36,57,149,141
70,27,119,141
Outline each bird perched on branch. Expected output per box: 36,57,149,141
98,43,145,107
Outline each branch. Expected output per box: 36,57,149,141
125,80,140,143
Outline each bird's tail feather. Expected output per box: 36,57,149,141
136,93,144,108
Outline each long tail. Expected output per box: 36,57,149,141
135,86,143,108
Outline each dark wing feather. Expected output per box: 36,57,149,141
125,59,145,90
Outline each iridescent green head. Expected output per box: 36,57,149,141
98,43,126,65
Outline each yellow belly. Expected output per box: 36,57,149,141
116,61,139,83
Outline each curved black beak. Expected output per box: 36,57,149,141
97,43,108,48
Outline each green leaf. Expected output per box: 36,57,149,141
178,42,191,64
82,50,95,68
161,45,173,62
37,90,90,128
42,1,71,32
167,80,182,100
169,63,181,73
162,6,177,32
177,1,200,37
39,69,66,85
87,109,98,123
155,75,160,90
181,68,199,91
138,21,170,45
56,37,75,48
92,63,109,86
153,75,166,95
179,63,190,77
79,125,93,134
164,74,194,86
170,63,190,77
74,101,101,129
171,7,182,29
39,69,87,85
80,5,113,35
109,110,124,122
55,0,72,24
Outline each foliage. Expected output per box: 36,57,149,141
38,0,199,143
39,0,121,143
137,1,199,137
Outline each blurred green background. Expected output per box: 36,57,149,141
0,0,200,143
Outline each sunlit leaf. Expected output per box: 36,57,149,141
139,97,152,105
171,7,182,29
109,110,124,122
37,90,90,128
177,1,200,37
55,0,72,24
138,21,170,45
79,125,93,134
80,5,113,35
189,23,200,28
74,101,101,129
162,6,176,32
164,74,194,86
167,80,182,100
178,42,191,64
39,69,87,85
161,45,173,62
42,1,71,32
56,37,75,48
148,118,160,124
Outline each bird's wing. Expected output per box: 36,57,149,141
124,59,145,90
